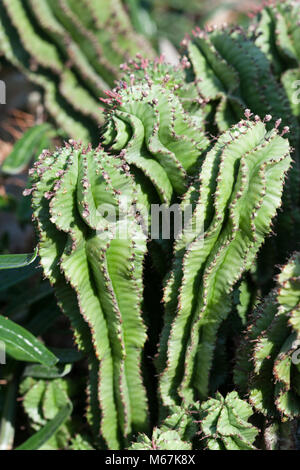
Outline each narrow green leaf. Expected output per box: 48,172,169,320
0,316,58,366
1,124,54,175
15,403,72,450
0,248,38,270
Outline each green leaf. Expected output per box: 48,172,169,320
0,249,39,293
1,124,54,175
15,403,72,450
0,248,38,270
0,316,58,366
0,263,40,293
22,380,47,426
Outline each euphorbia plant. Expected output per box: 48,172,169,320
24,104,293,449
1,0,300,451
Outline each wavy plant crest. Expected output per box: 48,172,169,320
181,3,300,266
20,377,72,450
101,59,210,204
24,142,149,449
234,252,300,420
119,56,208,121
157,116,291,406
129,391,259,450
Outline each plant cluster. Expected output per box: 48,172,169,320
0,0,300,451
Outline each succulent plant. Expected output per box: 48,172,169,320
235,252,300,420
130,391,259,450
181,6,300,268
25,142,150,449
130,429,192,450
24,100,292,447
157,117,291,406
182,30,296,163
129,405,196,450
20,377,72,450
3,0,300,451
101,58,210,204
263,419,299,450
251,0,300,78
250,1,300,142
198,391,259,450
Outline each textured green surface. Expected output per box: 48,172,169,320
0,316,58,366
130,405,196,450
235,252,300,419
198,392,258,450
182,7,300,268
27,143,149,449
102,59,210,204
157,118,291,405
2,0,300,451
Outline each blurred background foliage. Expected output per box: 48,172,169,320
127,0,261,47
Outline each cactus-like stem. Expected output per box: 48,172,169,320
234,251,300,420
252,1,300,77
5,0,300,450
157,118,291,406
0,2,96,142
182,13,300,284
264,420,298,450
184,24,299,143
27,0,109,97
26,143,149,449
